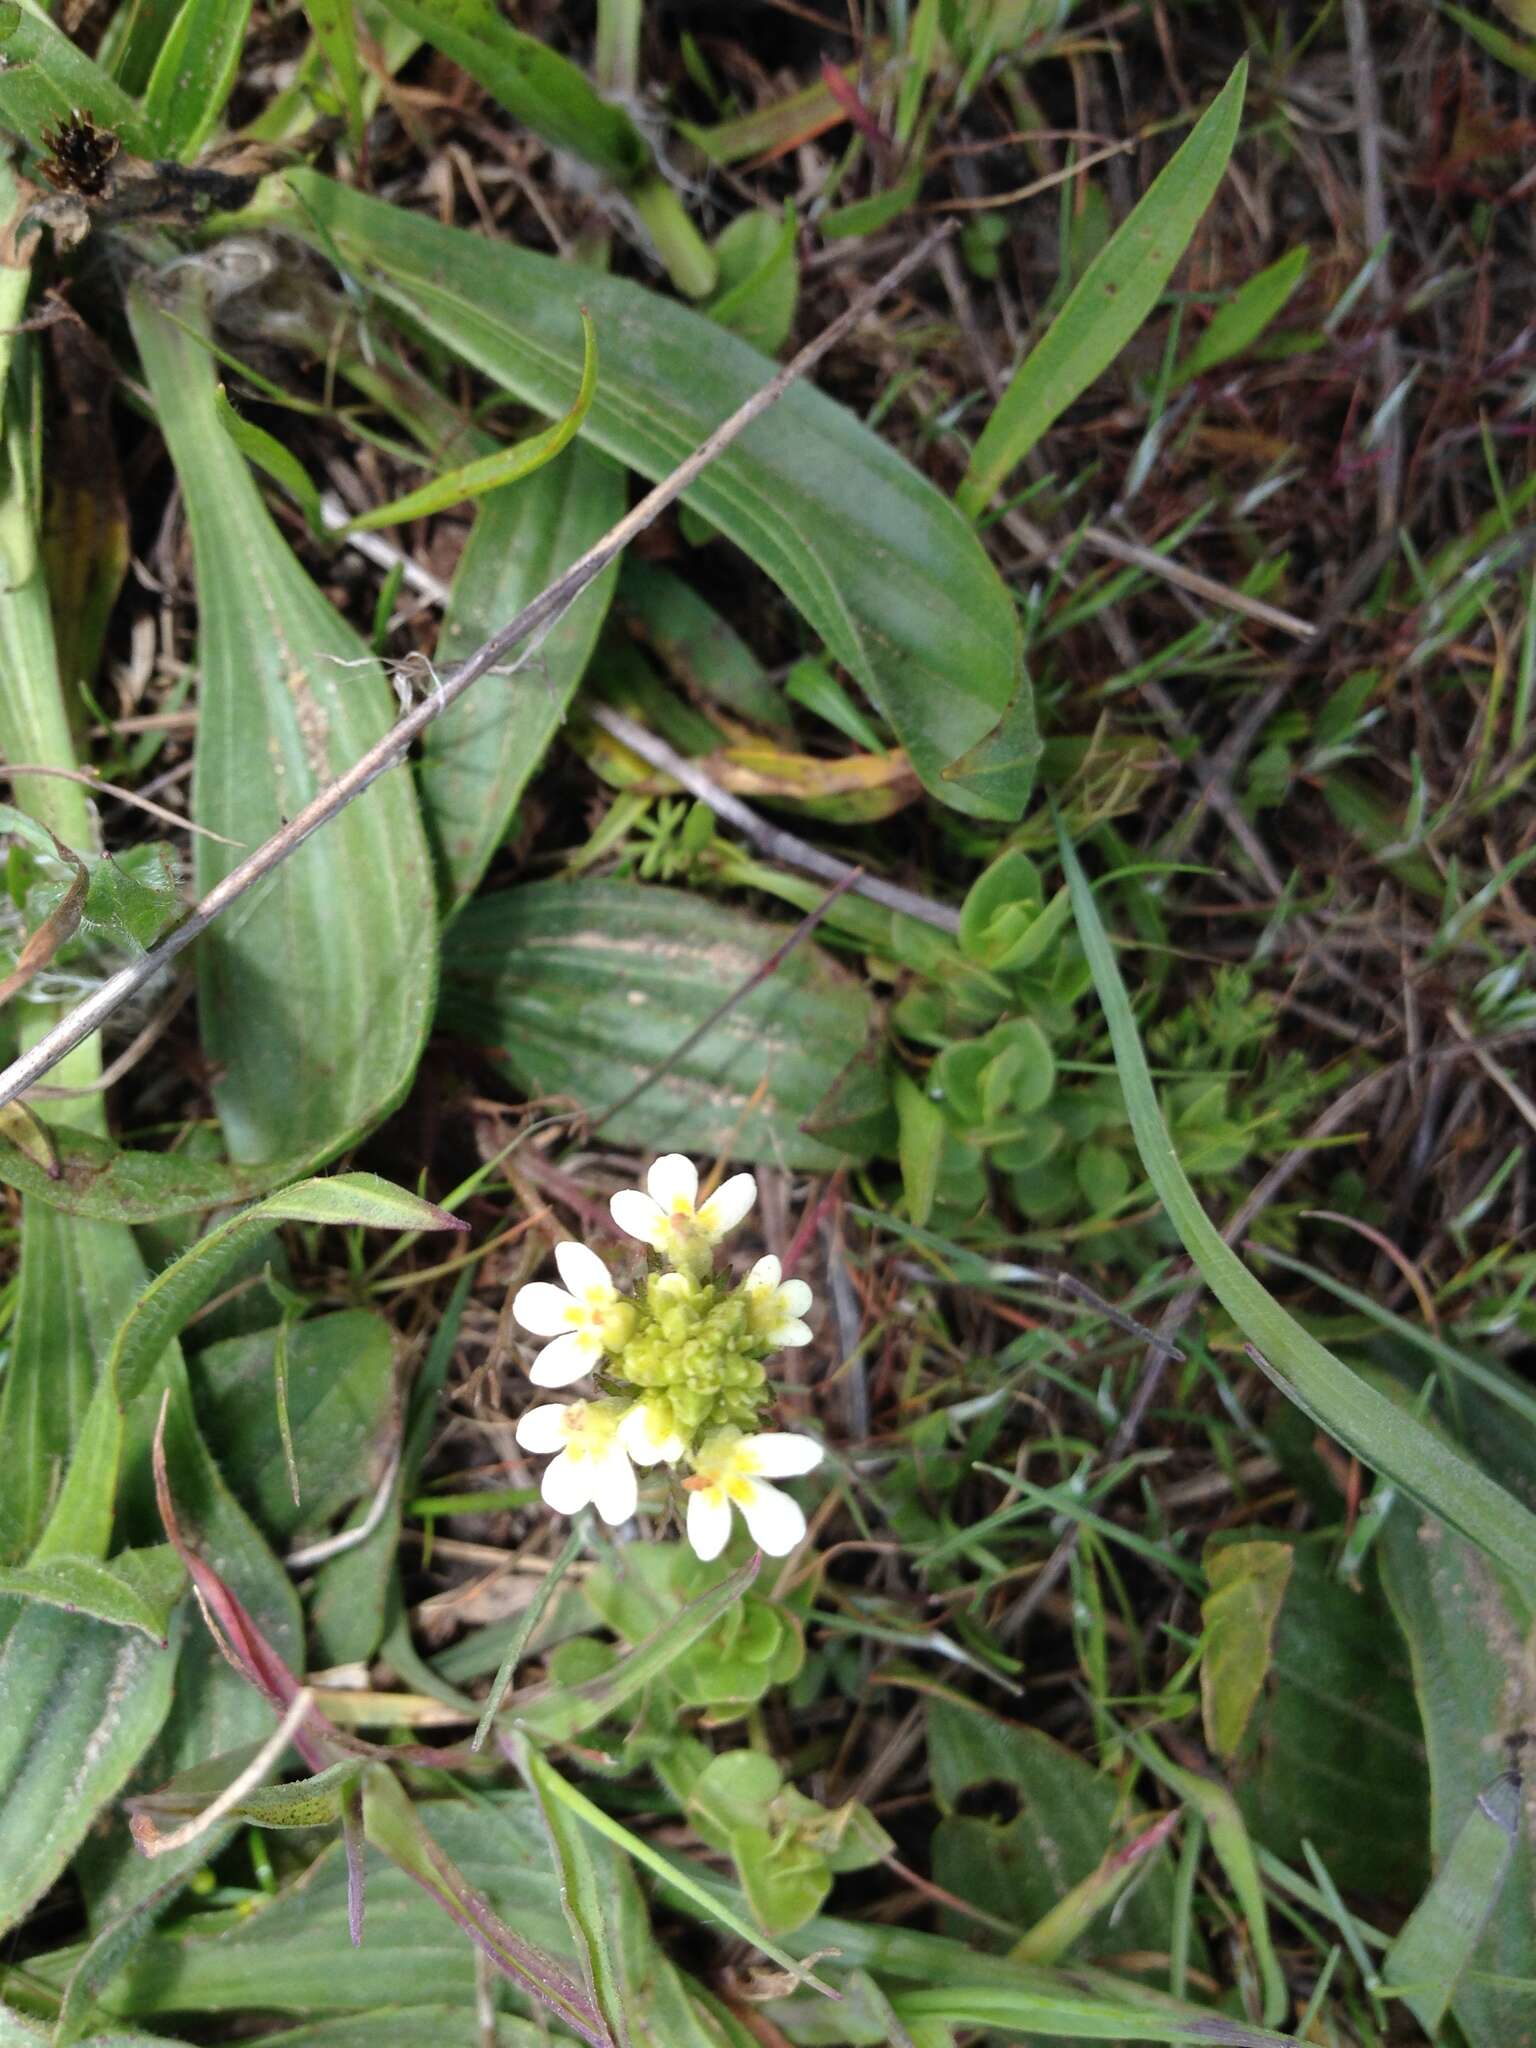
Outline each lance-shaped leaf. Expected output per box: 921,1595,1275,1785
420,440,623,908
258,169,1034,819
360,1766,613,2048
0,1598,178,1936
439,878,890,1167
0,1547,184,1640
140,0,253,158
1382,1771,1522,2036
368,0,713,297
1380,1506,1536,2044
0,1126,318,1221
344,311,597,531
958,61,1246,516
1058,812,1536,1589
0,4,152,156
127,274,436,1171
36,1174,460,1561
128,1754,364,1844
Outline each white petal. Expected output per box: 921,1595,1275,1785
646,1154,698,1213
540,1448,594,1516
779,1278,813,1317
617,1404,684,1467
697,1172,756,1238
739,1479,806,1556
610,1189,666,1247
748,1432,824,1478
686,1488,732,1562
746,1254,782,1292
588,1447,638,1527
516,1403,573,1454
512,1281,579,1337
528,1331,599,1387
554,1240,614,1298
768,1317,813,1348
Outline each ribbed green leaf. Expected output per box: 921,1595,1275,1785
127,275,436,1169
258,169,1033,818
959,61,1246,516
0,4,151,156
1383,1771,1520,2035
1380,1508,1536,2044
439,879,889,1167
0,1599,178,1935
0,1125,312,1220
37,1172,459,1559
517,1739,635,2048
419,441,622,908
0,1547,184,1639
195,1309,394,1543
1058,814,1536,1588
370,0,646,181
0,1202,149,1561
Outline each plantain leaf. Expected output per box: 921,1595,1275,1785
0,4,151,157
0,1597,179,1936
366,0,713,296
0,1124,314,1220
127,273,436,1170
438,878,890,1167
36,1172,459,1561
1058,813,1536,1589
419,440,623,908
258,169,1033,818
959,60,1246,516
1380,1508,1536,2044
369,0,646,182
1382,1771,1521,2037
0,1547,184,1639
194,1309,395,1543
0,1202,150,1561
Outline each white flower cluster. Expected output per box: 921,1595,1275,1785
511,1156,824,1559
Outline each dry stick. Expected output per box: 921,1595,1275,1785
1342,0,1404,535
588,704,961,935
0,221,958,1115
1,763,241,843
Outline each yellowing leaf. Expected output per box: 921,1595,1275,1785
1200,1540,1294,1761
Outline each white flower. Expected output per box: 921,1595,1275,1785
610,1154,756,1267
742,1255,814,1348
684,1430,824,1562
512,1241,636,1387
515,1401,637,1525
617,1397,688,1467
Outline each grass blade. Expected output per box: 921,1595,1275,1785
420,441,622,908
344,311,599,533
1056,811,1536,1586
140,0,253,158
127,273,436,1171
